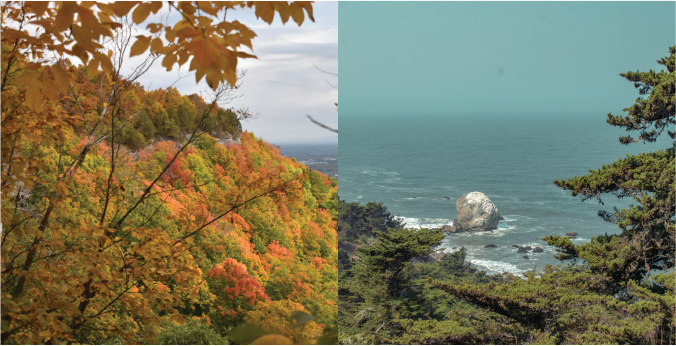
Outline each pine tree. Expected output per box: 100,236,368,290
551,46,675,284
430,46,676,345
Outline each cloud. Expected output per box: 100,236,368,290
130,2,338,144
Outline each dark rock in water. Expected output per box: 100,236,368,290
512,245,520,248
440,225,458,234
444,196,451,200
532,247,544,253
517,247,530,253
484,244,498,248
498,216,505,221
451,247,457,249
566,232,578,237
522,255,529,260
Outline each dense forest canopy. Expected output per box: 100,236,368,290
1,1,339,344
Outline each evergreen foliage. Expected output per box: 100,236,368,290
339,46,675,345
337,200,406,242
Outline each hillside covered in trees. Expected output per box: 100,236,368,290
2,54,339,344
1,1,338,344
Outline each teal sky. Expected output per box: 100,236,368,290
339,1,676,118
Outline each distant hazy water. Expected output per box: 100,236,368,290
339,113,672,276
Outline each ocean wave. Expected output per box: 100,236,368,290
360,169,399,176
396,216,451,229
463,257,526,276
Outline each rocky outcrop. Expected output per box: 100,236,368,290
216,133,241,146
532,247,544,253
448,192,502,232
484,244,498,248
565,232,578,237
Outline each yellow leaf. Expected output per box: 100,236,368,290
50,64,70,91
129,35,151,57
255,2,275,24
162,53,178,71
41,77,59,102
96,2,115,17
300,1,315,22
94,52,114,75
15,71,40,88
87,58,99,75
132,3,152,24
177,50,190,66
275,2,291,24
25,84,42,112
54,2,77,32
150,1,163,14
178,2,196,15
29,1,50,17
165,28,177,42
107,49,113,58
147,23,163,34
77,6,97,29
112,1,139,17
150,38,163,53
104,102,109,107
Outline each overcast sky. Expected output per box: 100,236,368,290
127,2,338,145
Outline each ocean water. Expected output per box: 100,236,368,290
339,113,672,276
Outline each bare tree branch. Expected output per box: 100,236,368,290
307,114,338,133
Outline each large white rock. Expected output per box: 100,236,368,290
454,192,501,231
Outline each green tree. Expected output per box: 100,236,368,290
429,46,676,345
339,227,444,342
551,46,675,284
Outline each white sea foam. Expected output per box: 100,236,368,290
396,216,451,229
464,257,526,276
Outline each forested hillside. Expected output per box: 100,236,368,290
1,2,338,344
2,56,339,344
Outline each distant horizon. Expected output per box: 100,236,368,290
339,1,675,118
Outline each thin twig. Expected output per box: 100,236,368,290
307,114,337,133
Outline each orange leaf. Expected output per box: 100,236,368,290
186,37,216,70
129,35,151,57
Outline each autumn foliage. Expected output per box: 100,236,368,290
1,1,336,344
